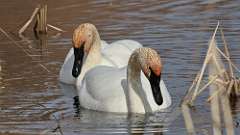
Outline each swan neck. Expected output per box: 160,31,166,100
76,31,102,86
90,29,101,54
127,53,146,113
128,53,141,82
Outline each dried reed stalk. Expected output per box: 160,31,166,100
227,80,235,95
196,71,224,96
47,24,65,32
220,28,234,78
207,85,224,102
181,22,236,135
221,90,234,135
19,4,49,36
208,37,223,135
216,47,240,73
191,54,212,103
181,103,196,135
36,4,47,34
234,79,239,95
191,22,220,103
209,83,222,135
180,72,200,105
19,4,65,37
18,6,40,36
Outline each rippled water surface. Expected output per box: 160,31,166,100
1,0,240,134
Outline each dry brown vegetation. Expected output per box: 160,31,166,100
181,22,240,135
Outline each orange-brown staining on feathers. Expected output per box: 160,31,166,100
148,50,162,76
73,25,85,48
137,48,162,77
72,23,97,52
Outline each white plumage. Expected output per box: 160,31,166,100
78,48,171,113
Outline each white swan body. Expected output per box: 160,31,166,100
79,67,171,113
78,48,172,113
102,40,142,67
59,23,142,85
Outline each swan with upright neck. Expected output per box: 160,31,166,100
78,47,171,113
59,23,142,85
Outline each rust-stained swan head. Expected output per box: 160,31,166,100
133,48,162,78
129,47,163,105
73,23,99,53
72,23,100,78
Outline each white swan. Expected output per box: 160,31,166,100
78,48,171,113
59,23,142,85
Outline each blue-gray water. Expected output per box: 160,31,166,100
0,0,240,134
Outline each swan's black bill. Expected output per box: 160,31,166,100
72,44,85,78
149,68,163,105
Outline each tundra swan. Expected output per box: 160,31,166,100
78,47,171,113
59,23,142,85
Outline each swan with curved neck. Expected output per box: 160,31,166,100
59,23,142,85
72,23,103,85
78,47,171,113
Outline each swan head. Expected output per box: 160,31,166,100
72,23,99,78
137,48,163,105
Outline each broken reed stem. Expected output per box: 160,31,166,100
47,24,65,32
181,103,196,135
19,4,64,36
191,22,220,103
216,47,240,73
191,54,212,103
212,56,224,76
180,72,200,105
231,63,240,74
206,22,229,135
20,4,48,35
19,6,40,36
209,21,220,49
234,79,239,95
196,72,223,97
227,80,235,95
220,28,234,78
207,86,224,102
182,22,236,135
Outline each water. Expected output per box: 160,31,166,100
1,0,240,134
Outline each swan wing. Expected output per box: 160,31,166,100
59,48,75,84
78,66,128,112
102,40,143,68
100,40,108,50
